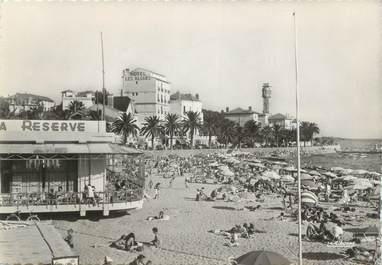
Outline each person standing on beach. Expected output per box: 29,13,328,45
154,182,160,199
148,179,153,190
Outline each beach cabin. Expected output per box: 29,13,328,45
0,119,144,217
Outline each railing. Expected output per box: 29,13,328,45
0,189,143,208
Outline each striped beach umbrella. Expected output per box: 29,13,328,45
301,191,319,205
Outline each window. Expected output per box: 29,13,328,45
136,81,138,85
183,106,186,114
161,95,163,103
136,93,138,96
157,95,160,102
161,106,163,114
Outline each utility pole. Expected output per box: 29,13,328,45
293,11,303,265
100,32,106,121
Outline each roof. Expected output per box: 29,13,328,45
88,104,123,122
76,90,95,97
133,67,165,78
8,93,55,103
225,107,259,115
269,113,287,120
113,96,132,112
0,143,142,155
170,92,200,101
61,89,74,93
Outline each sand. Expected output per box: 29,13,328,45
53,174,379,265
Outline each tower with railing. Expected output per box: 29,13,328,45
262,83,271,114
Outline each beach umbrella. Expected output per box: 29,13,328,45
301,180,318,189
331,167,344,172
340,168,354,175
301,191,319,205
323,172,337,178
281,175,294,182
300,174,314,181
282,166,296,171
263,171,281,180
234,250,292,265
308,170,321,176
352,169,369,175
218,185,237,193
209,162,219,167
368,172,381,177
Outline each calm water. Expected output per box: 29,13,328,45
302,139,382,173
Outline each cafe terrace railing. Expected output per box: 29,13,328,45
0,189,143,208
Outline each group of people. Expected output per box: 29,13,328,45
109,227,161,252
210,222,258,247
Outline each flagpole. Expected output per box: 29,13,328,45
101,32,106,121
293,11,303,265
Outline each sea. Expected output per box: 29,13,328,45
302,138,382,173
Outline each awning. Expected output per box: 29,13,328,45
0,143,142,155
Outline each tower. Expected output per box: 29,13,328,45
262,83,271,114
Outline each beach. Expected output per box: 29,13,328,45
53,150,380,265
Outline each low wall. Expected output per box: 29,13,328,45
143,145,341,158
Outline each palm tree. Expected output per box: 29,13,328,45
235,125,245,148
164,113,181,149
244,120,261,147
140,116,163,149
261,125,274,146
307,122,320,146
201,110,220,148
67,101,85,118
217,119,236,148
300,121,310,147
272,124,282,147
182,111,202,148
111,113,139,144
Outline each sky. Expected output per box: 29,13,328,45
1,1,381,139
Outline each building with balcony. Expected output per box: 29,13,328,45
6,93,55,113
268,113,297,130
169,91,203,122
223,106,260,127
0,119,144,217
122,68,171,121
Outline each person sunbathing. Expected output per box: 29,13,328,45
224,232,239,247
110,233,143,252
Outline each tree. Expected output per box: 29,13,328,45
111,113,139,144
244,120,261,147
260,125,274,146
140,116,163,149
67,101,85,117
300,121,310,147
235,125,245,148
217,119,236,148
0,98,10,119
272,124,282,147
182,111,202,149
307,122,320,146
201,110,221,148
164,113,181,149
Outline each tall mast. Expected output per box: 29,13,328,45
101,32,106,121
293,11,303,265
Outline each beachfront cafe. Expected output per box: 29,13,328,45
0,120,144,217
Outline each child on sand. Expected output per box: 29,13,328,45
151,227,161,248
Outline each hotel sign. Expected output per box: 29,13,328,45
0,120,106,133
124,71,151,81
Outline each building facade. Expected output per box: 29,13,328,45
268,113,297,130
61,90,113,111
6,93,55,113
122,68,171,121
169,92,203,122
223,107,259,127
